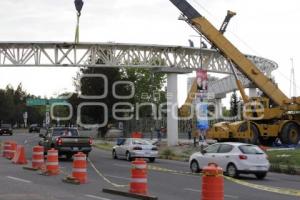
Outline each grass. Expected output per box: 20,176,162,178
267,149,300,168
266,149,300,174
93,142,114,151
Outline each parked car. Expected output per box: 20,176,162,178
0,124,13,136
189,142,270,179
29,124,41,133
39,127,92,160
112,138,158,162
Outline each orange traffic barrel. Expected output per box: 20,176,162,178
72,152,87,184
6,141,17,160
202,163,224,200
45,148,60,175
32,145,44,169
11,145,28,165
2,141,11,158
130,158,148,195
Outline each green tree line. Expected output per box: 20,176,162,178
0,83,44,127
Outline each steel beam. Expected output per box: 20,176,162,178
0,42,277,76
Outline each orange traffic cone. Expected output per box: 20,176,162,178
12,145,28,165
130,158,148,195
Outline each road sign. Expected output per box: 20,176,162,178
48,99,67,104
26,98,47,106
26,98,67,106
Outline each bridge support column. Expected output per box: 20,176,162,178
167,73,178,146
249,87,257,97
215,98,223,120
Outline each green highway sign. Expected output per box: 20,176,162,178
48,99,67,104
26,98,67,106
26,98,47,106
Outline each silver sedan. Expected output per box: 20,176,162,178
112,138,158,162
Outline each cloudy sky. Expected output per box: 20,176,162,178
0,0,299,105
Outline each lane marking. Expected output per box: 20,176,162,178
184,188,239,199
224,176,300,197
105,174,131,181
6,176,32,183
85,194,111,200
88,159,128,188
113,163,130,168
144,164,300,197
184,188,201,192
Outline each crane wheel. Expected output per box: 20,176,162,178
238,123,259,144
249,124,260,144
281,122,300,145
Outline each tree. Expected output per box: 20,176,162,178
230,90,239,117
0,84,44,126
73,65,130,136
122,68,166,117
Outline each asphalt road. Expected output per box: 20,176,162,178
0,132,299,200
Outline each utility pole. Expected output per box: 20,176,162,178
290,58,296,98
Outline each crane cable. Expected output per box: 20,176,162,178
75,13,80,44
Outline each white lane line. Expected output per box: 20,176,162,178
184,188,239,199
6,176,32,183
224,194,239,199
113,163,130,168
105,174,131,181
85,194,111,200
184,188,201,192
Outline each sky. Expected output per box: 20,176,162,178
0,0,299,106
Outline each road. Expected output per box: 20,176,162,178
0,132,299,200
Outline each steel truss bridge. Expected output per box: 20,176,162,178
0,42,278,96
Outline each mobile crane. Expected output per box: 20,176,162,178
170,0,300,145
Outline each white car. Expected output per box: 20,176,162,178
189,142,270,179
112,138,158,162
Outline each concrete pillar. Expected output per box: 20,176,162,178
167,73,178,146
249,87,257,97
215,98,222,120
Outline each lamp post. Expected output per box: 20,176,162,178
74,0,84,43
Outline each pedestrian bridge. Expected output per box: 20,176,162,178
0,42,277,76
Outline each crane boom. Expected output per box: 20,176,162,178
170,0,290,106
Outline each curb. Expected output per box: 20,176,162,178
102,188,158,200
